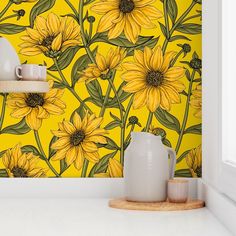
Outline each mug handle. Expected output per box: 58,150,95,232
166,147,176,179
15,66,23,79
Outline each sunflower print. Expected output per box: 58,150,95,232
91,0,162,44
7,81,66,130
94,158,123,177
186,145,202,178
51,112,108,170
19,13,81,57
2,144,46,178
0,0,201,178
80,47,126,83
122,46,186,112
190,84,202,119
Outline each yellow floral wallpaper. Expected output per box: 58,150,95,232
0,0,202,178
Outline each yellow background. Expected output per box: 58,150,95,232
0,0,202,177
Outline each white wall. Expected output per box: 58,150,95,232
202,0,221,189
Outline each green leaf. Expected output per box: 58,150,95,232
176,23,202,35
71,47,98,86
49,46,81,71
30,0,56,27
110,112,121,122
104,121,120,130
177,149,191,163
89,151,117,177
0,24,26,34
86,80,103,104
108,81,131,107
159,22,168,38
91,33,159,55
175,169,192,177
154,108,180,133
169,35,191,42
0,169,8,177
166,0,178,23
48,136,58,159
184,124,202,135
97,137,119,150
70,103,87,121
53,81,67,89
60,159,68,175
0,150,6,158
1,119,31,135
162,138,172,147
21,145,44,160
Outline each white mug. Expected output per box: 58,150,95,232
16,64,46,81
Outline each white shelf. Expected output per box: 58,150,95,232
0,81,49,93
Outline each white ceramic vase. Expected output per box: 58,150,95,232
124,132,176,202
0,37,20,81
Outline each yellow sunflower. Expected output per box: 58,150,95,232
186,145,202,178
20,13,81,57
2,144,46,178
80,47,126,83
91,0,162,43
94,158,123,178
122,46,186,112
190,84,202,118
51,112,108,170
7,81,66,130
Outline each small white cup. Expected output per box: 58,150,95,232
16,64,46,81
168,179,188,203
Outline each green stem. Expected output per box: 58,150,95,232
175,70,196,154
66,85,93,114
88,21,93,40
34,130,60,177
124,96,133,124
125,124,135,145
170,49,184,67
53,58,68,84
145,112,153,132
79,0,96,64
52,58,92,113
0,1,12,19
81,159,89,177
64,0,79,18
0,13,17,23
0,94,7,131
162,1,197,52
99,73,115,117
108,79,125,165
163,0,170,39
47,71,62,82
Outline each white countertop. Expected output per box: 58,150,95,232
0,199,232,236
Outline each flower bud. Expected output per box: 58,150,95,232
190,58,202,70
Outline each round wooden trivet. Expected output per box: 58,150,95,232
109,198,205,211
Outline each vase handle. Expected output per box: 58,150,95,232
166,147,176,179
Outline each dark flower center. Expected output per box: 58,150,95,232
70,130,85,146
26,94,44,108
129,116,139,125
119,0,135,13
146,71,164,87
12,167,28,178
190,58,202,70
41,35,54,48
